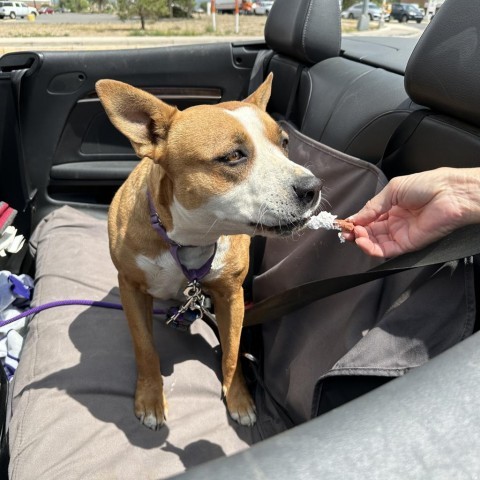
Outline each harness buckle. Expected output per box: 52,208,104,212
166,280,212,331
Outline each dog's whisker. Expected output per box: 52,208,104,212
204,218,219,238
258,203,269,222
253,203,270,236
320,198,332,211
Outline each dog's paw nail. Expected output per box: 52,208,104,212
136,411,165,430
146,413,165,430
144,413,161,430
135,385,167,430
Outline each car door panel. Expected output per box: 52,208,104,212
1,41,262,223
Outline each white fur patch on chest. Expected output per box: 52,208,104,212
136,236,230,300
136,251,186,300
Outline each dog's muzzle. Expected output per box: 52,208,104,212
249,175,323,235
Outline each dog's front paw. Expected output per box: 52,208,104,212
229,403,257,426
225,385,257,427
135,380,168,430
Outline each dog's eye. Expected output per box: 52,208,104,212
281,137,289,152
217,150,247,165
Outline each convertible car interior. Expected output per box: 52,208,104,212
0,0,479,478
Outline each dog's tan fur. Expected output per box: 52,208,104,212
96,74,321,429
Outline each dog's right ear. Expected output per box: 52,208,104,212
95,79,177,163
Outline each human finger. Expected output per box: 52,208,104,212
349,185,395,226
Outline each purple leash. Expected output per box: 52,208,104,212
0,300,166,329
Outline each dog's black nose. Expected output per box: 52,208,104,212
293,176,322,207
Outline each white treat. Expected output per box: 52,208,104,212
305,211,339,230
306,211,347,243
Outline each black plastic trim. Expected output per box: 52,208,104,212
50,161,138,181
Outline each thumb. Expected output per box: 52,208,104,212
349,184,394,226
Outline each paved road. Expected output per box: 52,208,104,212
349,17,428,37
16,12,123,24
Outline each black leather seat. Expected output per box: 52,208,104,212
280,0,480,171
299,58,413,162
262,0,341,123
381,0,480,179
263,0,415,164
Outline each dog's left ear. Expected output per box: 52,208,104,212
244,72,273,111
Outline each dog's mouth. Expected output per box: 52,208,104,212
249,210,321,236
249,205,322,237
249,219,307,236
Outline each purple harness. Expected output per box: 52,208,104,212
147,191,218,331
147,190,217,283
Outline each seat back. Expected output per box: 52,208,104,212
382,0,480,178
263,0,415,164
299,58,413,162
263,0,341,123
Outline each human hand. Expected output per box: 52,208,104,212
344,168,480,258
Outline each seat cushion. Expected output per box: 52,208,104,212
8,206,253,480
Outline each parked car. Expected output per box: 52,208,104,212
215,0,255,14
254,0,274,15
0,0,479,479
38,6,54,14
0,1,37,19
391,2,424,22
341,2,387,20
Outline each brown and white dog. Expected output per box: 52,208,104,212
95,74,322,430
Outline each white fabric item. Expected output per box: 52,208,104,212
0,226,25,256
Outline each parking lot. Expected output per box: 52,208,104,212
0,12,427,55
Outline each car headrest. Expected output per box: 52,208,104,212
405,0,480,127
264,0,341,64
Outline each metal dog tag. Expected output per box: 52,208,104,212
165,281,205,327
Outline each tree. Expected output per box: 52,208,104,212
91,0,107,12
61,0,89,12
174,0,195,17
117,0,169,30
